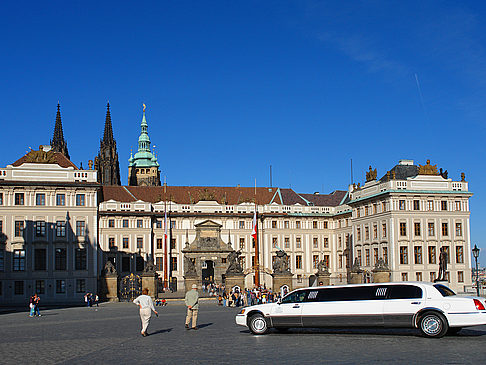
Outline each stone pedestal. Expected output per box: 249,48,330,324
104,276,119,302
225,274,246,292
349,272,363,284
142,274,157,299
316,272,331,286
372,271,390,283
184,276,199,292
272,274,293,292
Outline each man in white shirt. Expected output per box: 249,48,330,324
133,288,158,336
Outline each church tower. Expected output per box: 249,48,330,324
95,102,121,185
50,103,70,160
128,104,160,186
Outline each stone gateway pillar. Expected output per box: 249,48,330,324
141,259,158,299
101,260,119,302
348,258,363,285
372,258,391,283
272,250,293,292
315,260,331,286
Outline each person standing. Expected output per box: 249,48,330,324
33,294,41,316
29,295,35,317
185,284,199,330
133,288,158,337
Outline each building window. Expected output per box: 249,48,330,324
399,222,407,236
383,247,388,264
357,250,362,265
109,237,115,249
137,237,143,249
56,194,65,206
56,280,66,294
399,247,408,264
55,248,67,270
401,273,408,281
296,237,301,249
357,227,361,241
14,281,24,295
124,237,130,249
426,200,433,211
0,249,4,271
444,246,450,264
441,201,447,211
171,221,176,229
36,280,45,294
324,237,329,248
323,221,328,229
56,221,66,237
382,223,387,238
156,238,163,250
457,271,464,283
313,221,318,229
75,248,87,270
170,238,176,250
34,248,47,271
365,249,370,266
430,272,437,282
414,222,421,236
108,219,115,228
295,255,302,269
271,221,277,229
272,237,278,248
0,220,2,234
76,194,86,206
76,279,86,293
381,201,387,212
284,221,289,229
15,221,24,237
13,249,25,271
239,221,245,229
373,224,378,239
0,192,3,205
284,237,290,249
296,221,301,229
364,206,369,216
171,257,178,271
313,255,319,268
365,226,369,240
413,200,420,210
373,204,377,214
36,193,46,206
373,248,378,265
399,200,406,210
456,246,464,264
455,222,462,236
76,221,86,236
441,222,448,236
455,201,461,211
137,219,143,228
155,220,162,228
15,193,24,205
428,246,436,264
313,237,318,249
338,236,342,247
356,208,360,218
414,246,423,264
123,219,129,228
428,222,435,236
416,272,423,281
239,238,245,250
35,220,46,237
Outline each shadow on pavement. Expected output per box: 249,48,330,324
196,322,213,329
150,328,173,335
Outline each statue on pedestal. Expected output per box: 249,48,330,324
226,250,243,274
102,260,117,276
317,260,330,276
437,247,448,281
143,258,156,275
273,250,291,275
184,256,197,277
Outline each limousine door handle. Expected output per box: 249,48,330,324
411,302,421,305
293,304,300,308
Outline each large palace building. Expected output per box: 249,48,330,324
0,104,473,304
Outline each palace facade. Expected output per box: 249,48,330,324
0,104,474,304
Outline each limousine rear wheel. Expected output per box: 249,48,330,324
249,314,269,335
419,312,448,338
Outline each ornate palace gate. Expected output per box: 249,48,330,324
119,273,142,301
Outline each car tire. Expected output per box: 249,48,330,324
419,312,448,338
249,314,269,335
447,327,462,335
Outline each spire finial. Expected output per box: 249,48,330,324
143,103,146,112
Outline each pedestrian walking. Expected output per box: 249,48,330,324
133,288,158,337
29,295,35,317
185,284,199,330
33,294,41,316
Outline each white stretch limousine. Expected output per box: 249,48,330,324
236,282,486,338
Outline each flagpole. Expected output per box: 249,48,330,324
254,179,260,287
164,177,168,291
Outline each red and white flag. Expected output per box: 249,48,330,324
251,210,257,241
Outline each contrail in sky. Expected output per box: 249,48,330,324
414,73,429,121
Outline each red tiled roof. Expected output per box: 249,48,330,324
298,190,348,207
12,150,77,169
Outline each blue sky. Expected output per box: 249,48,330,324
1,1,486,261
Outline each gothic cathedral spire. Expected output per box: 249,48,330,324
95,102,121,185
50,103,70,160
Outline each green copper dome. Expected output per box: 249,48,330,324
128,108,159,168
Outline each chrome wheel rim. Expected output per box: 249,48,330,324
253,317,266,332
422,315,441,335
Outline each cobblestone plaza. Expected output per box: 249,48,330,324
1,301,486,364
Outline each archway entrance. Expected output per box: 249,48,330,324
201,260,214,285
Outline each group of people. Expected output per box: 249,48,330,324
217,286,281,307
202,283,224,296
28,294,41,317
84,292,99,307
133,284,200,337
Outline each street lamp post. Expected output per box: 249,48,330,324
472,244,480,296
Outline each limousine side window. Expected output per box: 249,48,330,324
434,284,455,297
281,290,307,304
388,285,422,299
313,286,378,302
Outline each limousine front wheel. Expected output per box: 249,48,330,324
419,312,448,338
249,314,269,335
